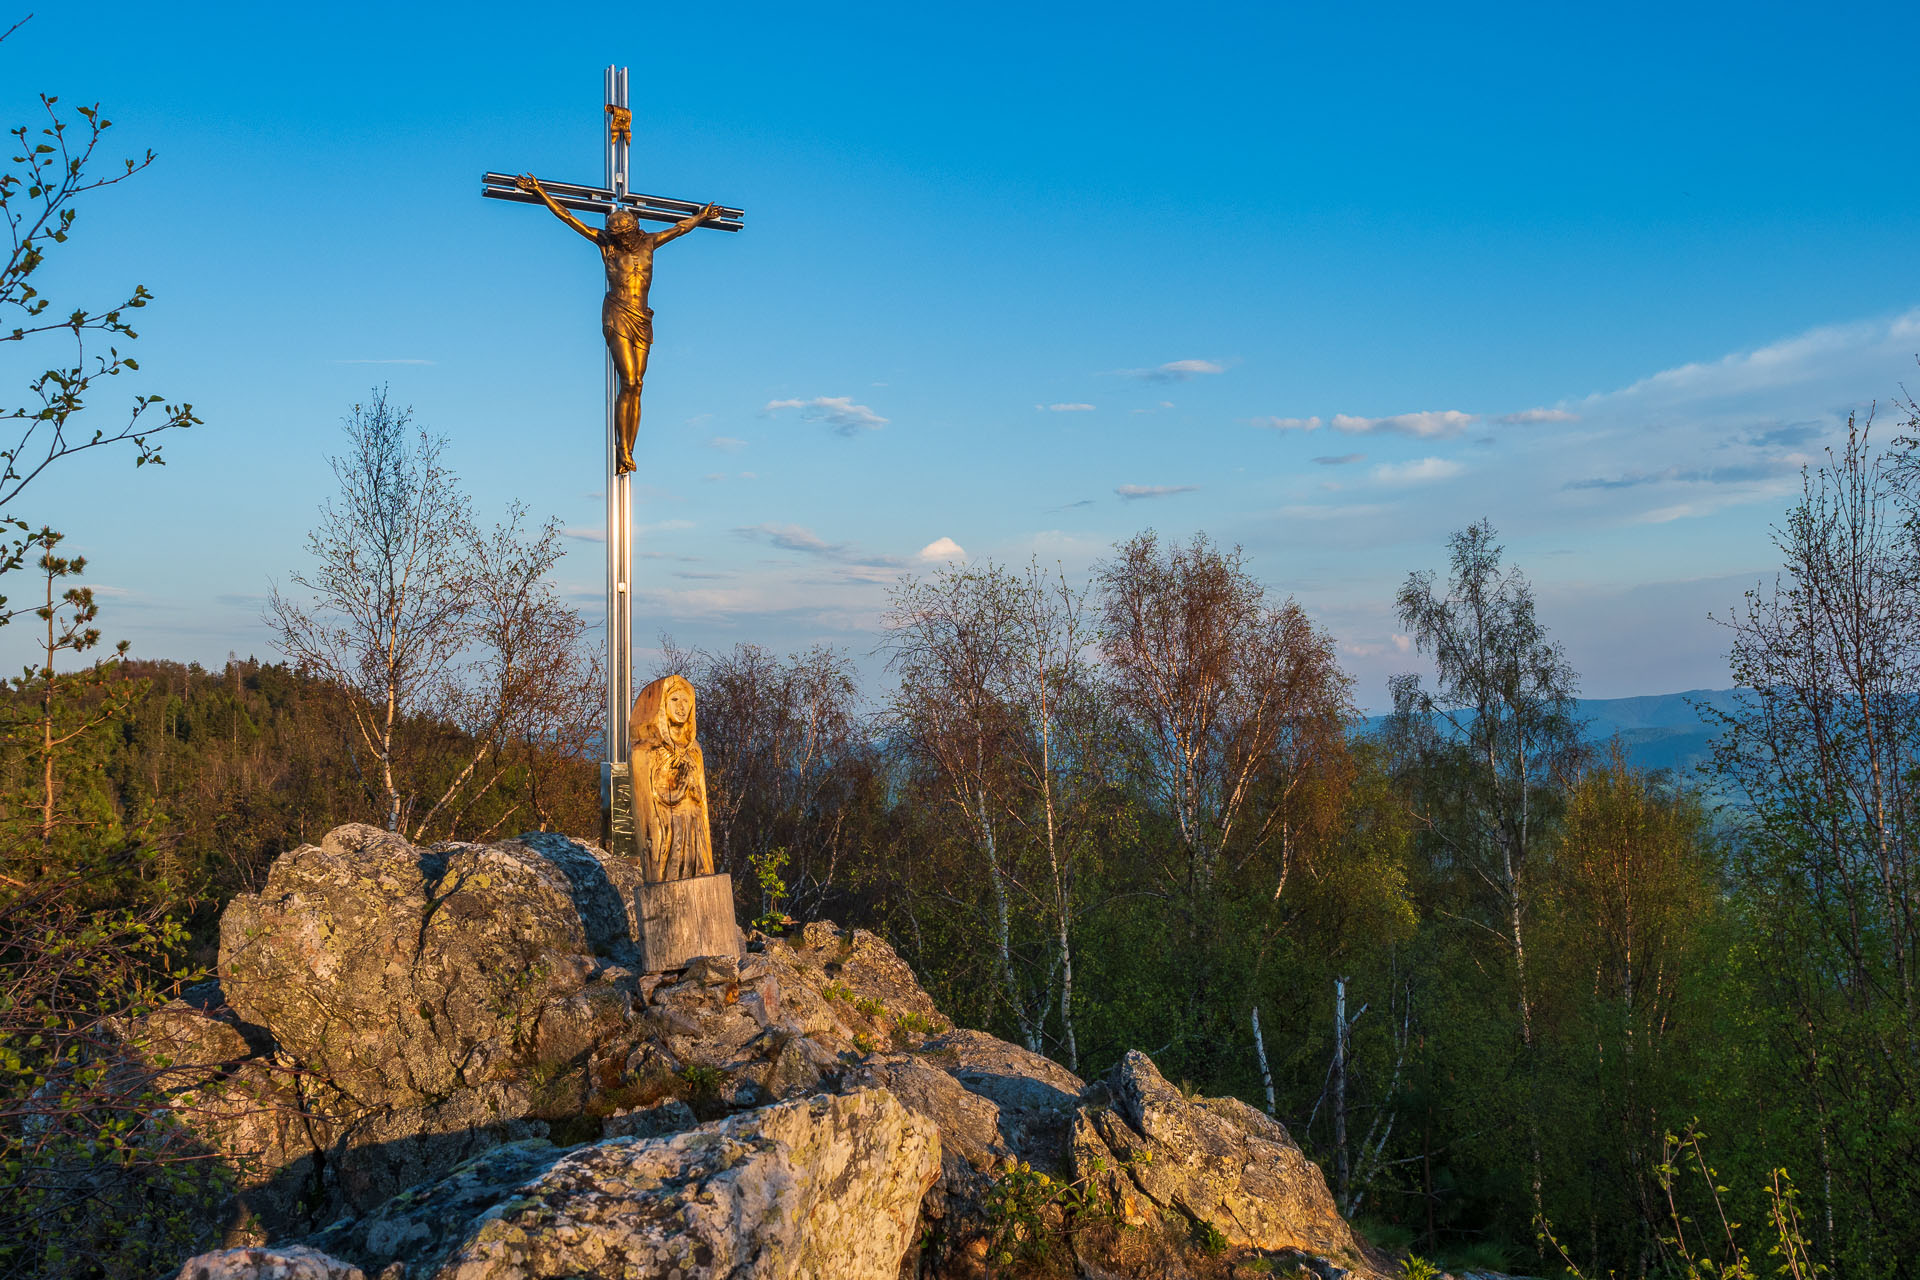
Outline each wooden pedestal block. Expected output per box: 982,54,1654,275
635,872,743,973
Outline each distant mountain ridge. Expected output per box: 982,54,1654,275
1364,687,1745,781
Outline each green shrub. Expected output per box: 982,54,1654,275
983,1150,1149,1271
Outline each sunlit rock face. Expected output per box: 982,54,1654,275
1073,1050,1371,1263
285,1089,939,1280
147,823,1390,1279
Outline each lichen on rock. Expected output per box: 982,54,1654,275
153,824,1395,1279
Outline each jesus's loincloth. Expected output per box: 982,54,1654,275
602,295,654,347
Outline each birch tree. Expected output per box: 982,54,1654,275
1097,531,1353,901
420,506,596,841
884,560,1103,1065
269,391,474,834
271,401,596,840
1391,519,1582,1216
1704,413,1920,1268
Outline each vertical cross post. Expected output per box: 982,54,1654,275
481,65,741,848
602,65,633,830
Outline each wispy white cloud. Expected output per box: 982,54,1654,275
1596,308,1920,408
1342,633,1416,658
763,396,890,434
1371,457,1465,485
1276,503,1390,521
1119,359,1226,383
563,526,605,543
1041,402,1097,412
1332,410,1478,438
1312,452,1366,466
735,522,903,569
1254,410,1478,437
707,436,747,452
1498,407,1579,425
917,536,967,562
1564,456,1810,491
1116,483,1200,500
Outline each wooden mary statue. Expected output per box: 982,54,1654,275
630,674,715,882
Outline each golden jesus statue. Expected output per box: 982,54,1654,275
515,174,725,474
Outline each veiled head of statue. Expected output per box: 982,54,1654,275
633,674,697,750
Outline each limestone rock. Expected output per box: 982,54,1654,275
171,1245,372,1280
928,1027,1084,1114
167,824,1394,1280
202,825,662,1232
124,999,256,1072
743,1027,841,1101
313,1089,938,1280
439,1088,936,1280
114,997,326,1238
327,1084,550,1215
306,1140,567,1279
601,1097,697,1139
179,1060,334,1234
1075,1050,1373,1269
842,1053,1012,1212
219,824,643,1112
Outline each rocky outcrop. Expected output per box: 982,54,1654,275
437,1088,936,1280
202,1090,937,1280
148,824,1392,1279
1072,1051,1375,1268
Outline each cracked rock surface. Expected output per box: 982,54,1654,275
149,824,1391,1279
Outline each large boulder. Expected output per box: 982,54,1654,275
1073,1050,1377,1271
306,1089,938,1280
303,1140,568,1278
205,826,666,1229
219,824,645,1111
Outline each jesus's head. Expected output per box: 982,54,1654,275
605,208,642,244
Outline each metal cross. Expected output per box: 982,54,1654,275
481,66,744,830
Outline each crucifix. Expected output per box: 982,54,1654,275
481,66,743,843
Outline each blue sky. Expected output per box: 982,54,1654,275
9,1,1920,710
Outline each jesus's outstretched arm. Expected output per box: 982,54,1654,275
650,202,722,248
515,174,599,242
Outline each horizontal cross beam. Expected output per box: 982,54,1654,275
480,172,745,232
